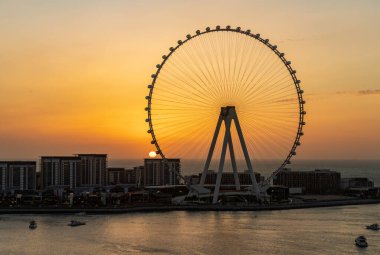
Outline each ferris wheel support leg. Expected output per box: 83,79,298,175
213,117,232,204
232,110,260,200
227,131,241,191
200,115,223,186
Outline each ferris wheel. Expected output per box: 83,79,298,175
145,25,305,202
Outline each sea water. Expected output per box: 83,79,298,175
0,204,380,254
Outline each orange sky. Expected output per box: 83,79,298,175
0,0,379,160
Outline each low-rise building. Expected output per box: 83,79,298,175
273,169,341,194
200,170,261,187
340,177,374,190
107,168,125,185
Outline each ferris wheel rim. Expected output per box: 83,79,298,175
145,25,306,181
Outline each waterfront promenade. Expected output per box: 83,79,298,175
1,198,379,214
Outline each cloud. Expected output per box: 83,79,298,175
335,89,380,96
357,89,380,96
273,98,297,103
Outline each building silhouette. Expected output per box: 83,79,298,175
273,169,341,194
40,156,81,189
0,161,36,192
142,158,180,186
40,154,107,190
78,154,108,187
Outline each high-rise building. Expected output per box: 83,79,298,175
40,154,107,190
0,161,36,192
77,154,108,187
143,158,180,187
40,156,81,189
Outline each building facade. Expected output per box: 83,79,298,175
143,159,180,187
40,154,107,190
107,167,139,186
107,168,125,185
273,169,341,194
40,156,81,189
0,161,36,192
200,170,261,187
77,154,108,188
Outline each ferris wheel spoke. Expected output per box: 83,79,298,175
147,27,305,184
175,44,221,101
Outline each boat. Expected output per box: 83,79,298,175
355,236,368,248
366,223,380,231
68,220,86,227
29,220,37,229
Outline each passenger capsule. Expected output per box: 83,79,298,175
150,140,155,144
255,34,260,38
301,111,306,115
301,100,306,104
245,29,251,34
145,118,150,122
301,121,306,125
279,53,285,57
299,132,304,136
177,40,183,45
296,141,301,146
216,25,220,30
299,90,304,94
286,160,291,164
186,34,191,39
169,47,174,51
156,64,161,68
291,151,297,155
272,45,277,49
286,61,291,65
145,96,150,100
162,55,167,59
151,74,156,78
196,30,201,35
264,39,269,43
226,25,231,30
147,130,152,133
206,27,210,32
147,85,153,89
291,70,297,74
296,80,301,84
144,107,149,111
236,27,241,31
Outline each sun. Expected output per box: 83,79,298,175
148,151,157,158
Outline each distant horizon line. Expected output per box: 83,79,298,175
0,157,379,161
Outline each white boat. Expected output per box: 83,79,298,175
68,220,86,227
29,220,37,230
355,236,368,248
366,223,380,231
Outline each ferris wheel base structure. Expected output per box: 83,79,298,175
197,106,260,204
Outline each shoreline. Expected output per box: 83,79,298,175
1,199,379,214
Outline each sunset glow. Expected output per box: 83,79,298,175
0,1,379,160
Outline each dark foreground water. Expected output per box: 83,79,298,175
1,204,380,255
